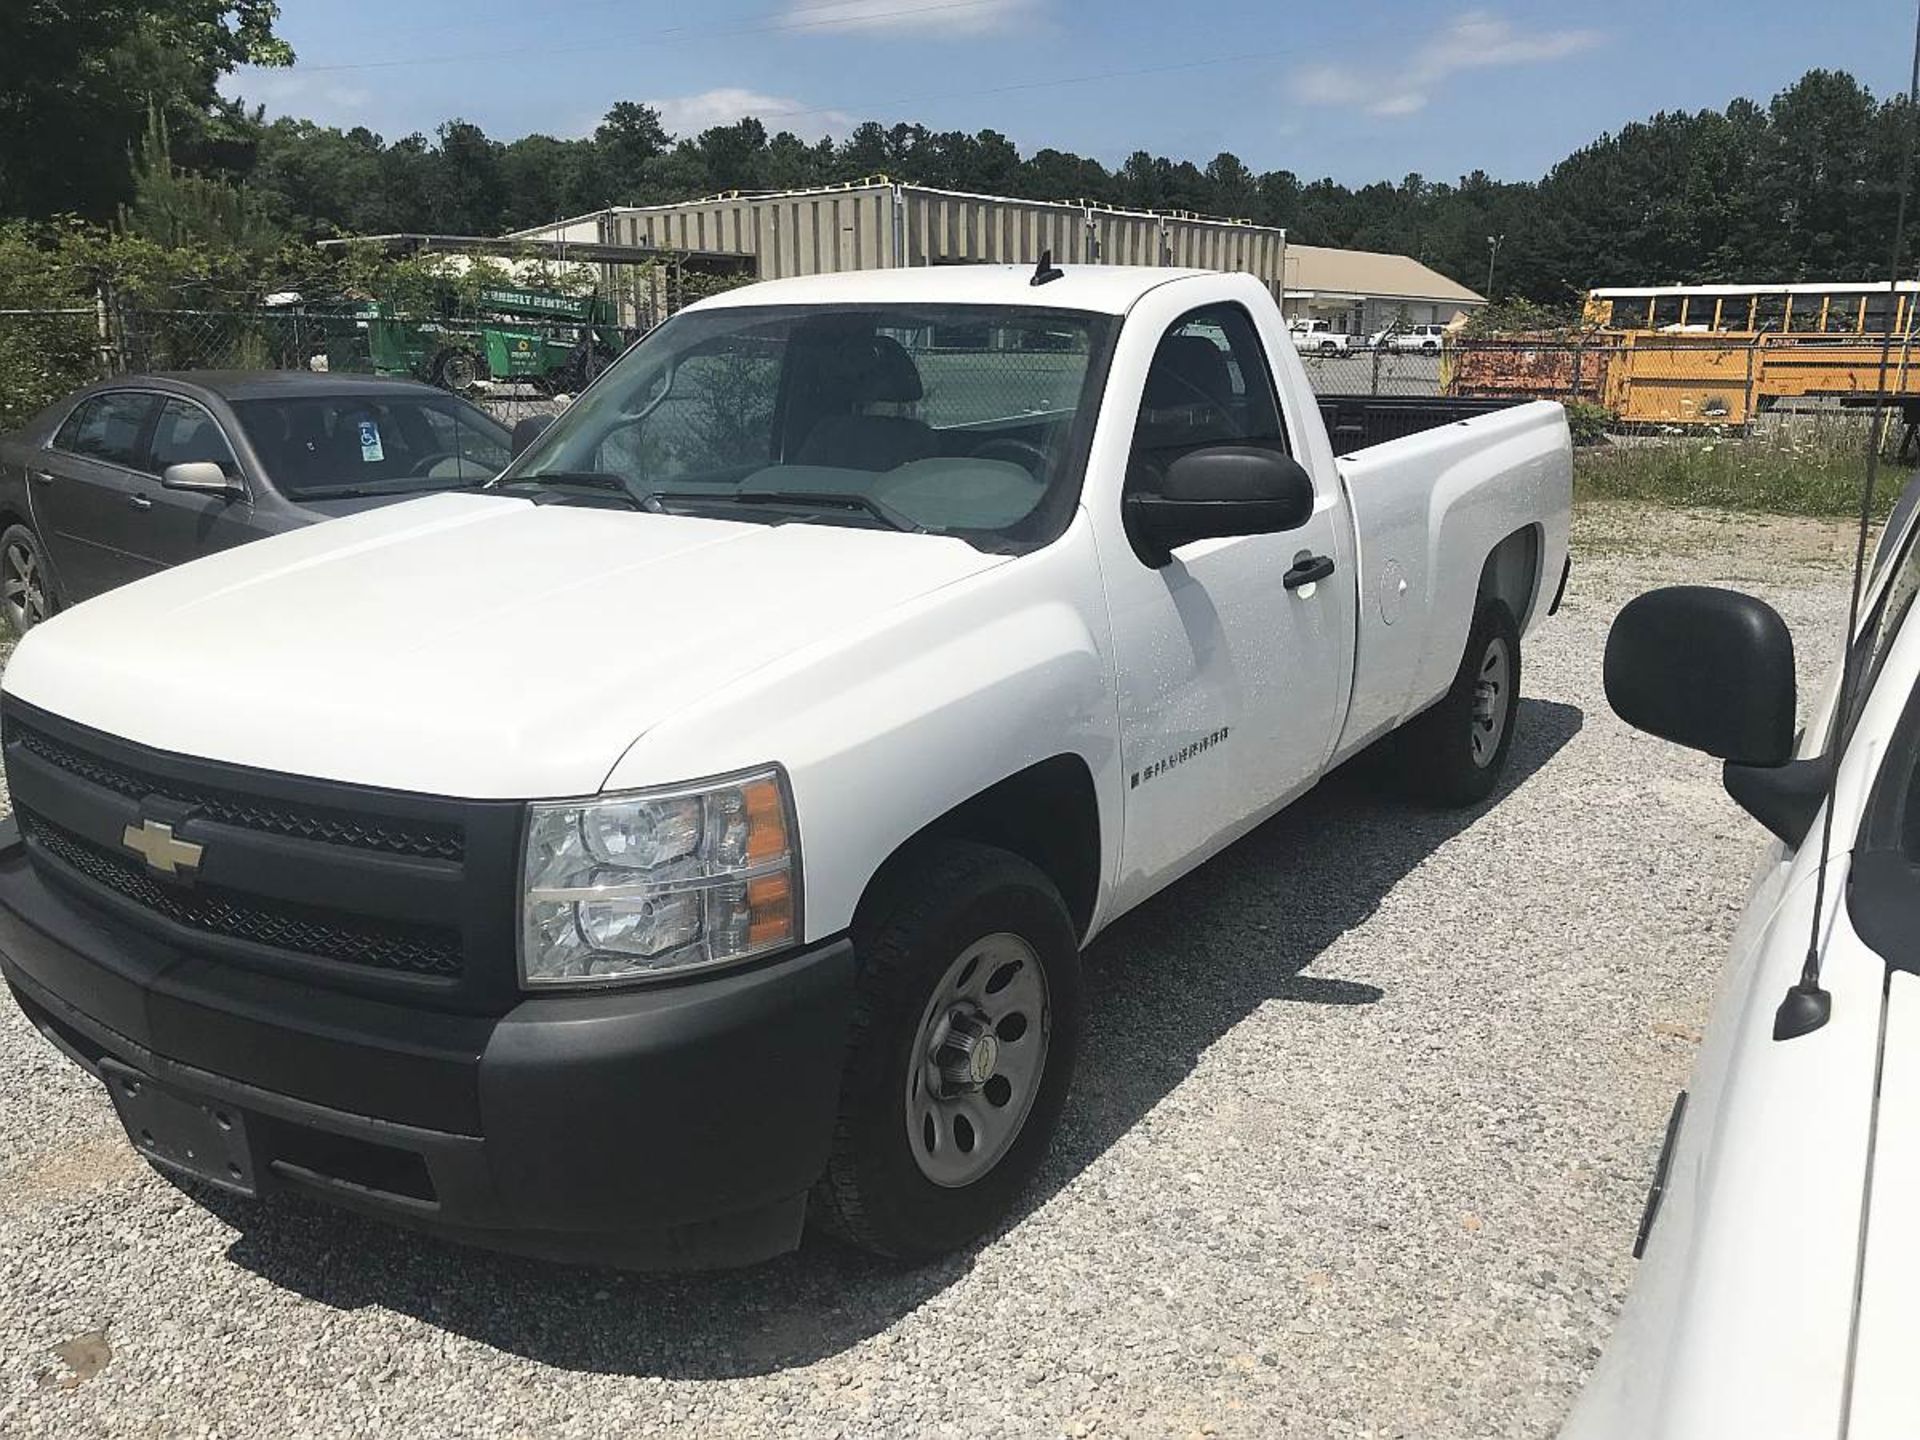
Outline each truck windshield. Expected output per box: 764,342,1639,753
504,302,1118,551
233,394,511,500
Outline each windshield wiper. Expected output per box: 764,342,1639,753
651,488,924,534
490,471,644,509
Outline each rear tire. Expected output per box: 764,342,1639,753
1392,599,1521,807
812,840,1082,1261
0,524,56,636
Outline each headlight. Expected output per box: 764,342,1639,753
519,767,799,988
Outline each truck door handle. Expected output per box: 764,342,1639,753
129,494,152,510
1283,552,1335,590
28,470,53,486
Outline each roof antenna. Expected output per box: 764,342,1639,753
1775,0,1920,1042
1030,248,1064,287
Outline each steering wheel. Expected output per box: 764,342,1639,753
407,450,467,478
970,437,1052,478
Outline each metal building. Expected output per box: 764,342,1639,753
510,180,1483,334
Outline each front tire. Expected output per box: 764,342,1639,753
0,524,56,636
812,841,1082,1261
1392,599,1521,807
432,348,485,393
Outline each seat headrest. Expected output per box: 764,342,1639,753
1144,335,1233,410
823,334,924,405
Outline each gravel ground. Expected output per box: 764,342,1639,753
0,503,1859,1438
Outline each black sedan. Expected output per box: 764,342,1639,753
0,371,512,633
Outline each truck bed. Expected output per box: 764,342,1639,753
1317,395,1523,457
1327,399,1573,760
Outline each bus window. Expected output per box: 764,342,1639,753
1865,292,1901,332
1609,297,1651,329
1754,294,1787,333
1787,294,1829,332
1825,294,1866,333
1718,294,1756,331
1653,295,1684,328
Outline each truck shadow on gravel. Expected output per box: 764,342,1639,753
199,698,1582,1379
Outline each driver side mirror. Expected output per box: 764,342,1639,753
1124,445,1316,568
1604,586,1796,763
161,461,243,499
1604,586,1824,844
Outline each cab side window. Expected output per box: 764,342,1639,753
1128,305,1289,497
148,399,240,478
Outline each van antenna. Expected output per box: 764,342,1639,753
1775,0,1920,1041
1031,249,1064,287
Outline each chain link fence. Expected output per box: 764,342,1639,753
0,303,659,433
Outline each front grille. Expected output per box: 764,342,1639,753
12,725,463,862
21,810,463,979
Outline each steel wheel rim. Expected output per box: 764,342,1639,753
1470,634,1511,767
905,932,1051,1189
3,540,46,630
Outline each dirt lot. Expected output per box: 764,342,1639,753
0,501,1858,1438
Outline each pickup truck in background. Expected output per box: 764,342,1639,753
1289,318,1355,354
0,264,1571,1268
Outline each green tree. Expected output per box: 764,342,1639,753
0,1,291,220
119,103,283,254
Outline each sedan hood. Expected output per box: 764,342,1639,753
4,493,1008,796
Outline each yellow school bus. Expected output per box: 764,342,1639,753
1578,283,1920,424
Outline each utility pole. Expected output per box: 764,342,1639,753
1485,234,1504,300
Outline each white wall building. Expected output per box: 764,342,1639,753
511,181,1484,334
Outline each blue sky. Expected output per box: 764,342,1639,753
224,1,1918,185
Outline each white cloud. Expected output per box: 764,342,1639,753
782,0,1039,36
1291,10,1601,118
218,67,372,117
650,88,852,136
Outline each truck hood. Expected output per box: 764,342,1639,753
3,492,1008,797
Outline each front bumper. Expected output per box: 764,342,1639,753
0,818,857,1269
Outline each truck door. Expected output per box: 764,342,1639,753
1103,301,1357,912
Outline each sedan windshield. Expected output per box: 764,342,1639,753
232,394,511,501
503,303,1118,551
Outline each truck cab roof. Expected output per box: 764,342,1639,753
691,264,1220,316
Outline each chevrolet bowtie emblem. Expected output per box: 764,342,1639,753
121,819,203,876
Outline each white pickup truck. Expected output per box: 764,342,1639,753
1567,477,1920,1438
0,264,1570,1268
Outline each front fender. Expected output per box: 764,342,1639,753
601,513,1124,941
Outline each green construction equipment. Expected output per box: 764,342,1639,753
341,286,631,394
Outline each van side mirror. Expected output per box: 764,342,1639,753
1604,586,1797,764
161,461,243,498
511,414,555,458
1124,445,1316,568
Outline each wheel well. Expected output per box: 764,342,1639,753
1477,524,1542,628
858,755,1102,942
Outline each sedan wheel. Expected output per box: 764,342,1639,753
0,525,54,635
